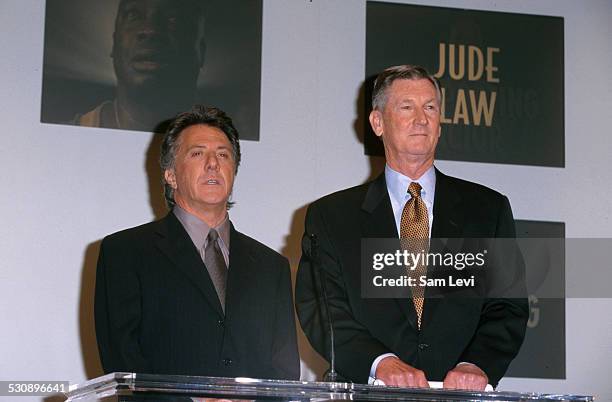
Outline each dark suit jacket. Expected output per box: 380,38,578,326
295,169,527,386
95,213,299,380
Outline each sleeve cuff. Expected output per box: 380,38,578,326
368,352,397,384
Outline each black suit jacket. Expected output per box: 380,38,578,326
295,169,527,386
95,213,299,380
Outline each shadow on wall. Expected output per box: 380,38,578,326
355,77,386,183
147,121,173,220
282,204,328,381
280,79,385,380
78,240,104,380
78,122,170,381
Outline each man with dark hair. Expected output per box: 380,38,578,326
75,0,206,131
296,65,527,390
95,105,300,379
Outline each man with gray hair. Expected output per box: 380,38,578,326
95,105,299,379
296,65,527,390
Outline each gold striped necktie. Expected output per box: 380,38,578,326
400,182,429,329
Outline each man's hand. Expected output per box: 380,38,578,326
442,363,488,391
375,356,429,388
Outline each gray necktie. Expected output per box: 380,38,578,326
204,229,227,311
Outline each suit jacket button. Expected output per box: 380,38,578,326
223,358,233,366
217,319,224,326
418,343,429,350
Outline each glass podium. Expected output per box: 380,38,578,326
65,373,593,402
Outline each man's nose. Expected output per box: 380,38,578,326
414,108,428,125
137,24,160,41
136,12,165,40
205,154,220,170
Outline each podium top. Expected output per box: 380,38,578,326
66,372,593,402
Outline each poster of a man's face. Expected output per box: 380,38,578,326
41,0,262,140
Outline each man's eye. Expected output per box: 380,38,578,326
191,151,202,157
218,152,229,159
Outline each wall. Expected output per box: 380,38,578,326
0,0,610,400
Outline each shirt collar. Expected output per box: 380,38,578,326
173,205,231,250
385,164,436,205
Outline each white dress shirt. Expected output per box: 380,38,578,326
368,164,436,383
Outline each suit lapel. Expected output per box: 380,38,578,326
154,213,225,317
361,174,419,330
431,168,463,239
224,225,258,320
361,174,398,238
421,169,466,329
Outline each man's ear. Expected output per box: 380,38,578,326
369,109,384,137
164,169,177,189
